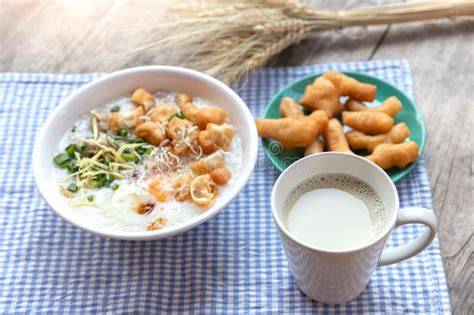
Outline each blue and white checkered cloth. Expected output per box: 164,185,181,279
0,60,451,314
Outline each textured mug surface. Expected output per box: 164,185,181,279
271,153,437,304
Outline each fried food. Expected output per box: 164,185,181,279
134,121,167,146
299,77,343,118
345,99,368,112
174,174,193,202
373,96,403,117
346,123,410,152
367,141,419,170
182,102,227,129
108,113,123,134
131,88,155,111
191,150,225,175
148,104,178,123
197,123,234,154
342,111,393,135
167,117,198,155
146,216,167,231
190,174,217,206
279,97,304,118
323,71,376,102
345,96,402,117
108,107,145,133
210,167,231,185
256,110,329,149
175,93,193,107
254,70,420,172
304,139,324,156
323,118,352,153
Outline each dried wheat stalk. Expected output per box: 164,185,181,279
129,0,474,84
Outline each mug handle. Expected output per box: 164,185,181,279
378,207,437,267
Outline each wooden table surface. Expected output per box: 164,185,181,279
1,1,472,313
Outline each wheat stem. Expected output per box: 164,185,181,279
126,0,474,84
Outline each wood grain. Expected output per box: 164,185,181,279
1,1,472,313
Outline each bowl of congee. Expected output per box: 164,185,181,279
33,66,258,240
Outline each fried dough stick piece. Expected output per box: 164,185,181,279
182,102,227,130
304,139,324,156
299,77,343,118
256,110,329,149
279,97,304,118
135,121,166,146
345,96,402,117
280,96,323,155
323,71,376,102
323,118,352,153
345,99,368,112
342,111,393,135
131,88,155,111
346,123,410,152
108,107,145,133
367,141,419,170
175,93,192,107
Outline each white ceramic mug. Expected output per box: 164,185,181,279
271,152,437,304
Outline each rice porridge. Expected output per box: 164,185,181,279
53,89,242,232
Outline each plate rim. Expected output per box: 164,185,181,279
261,70,426,183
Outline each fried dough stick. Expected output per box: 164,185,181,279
299,77,344,118
323,71,377,102
256,110,329,148
342,111,393,135
345,96,402,117
304,139,324,156
345,99,368,112
346,123,410,152
367,141,419,170
279,97,304,118
323,118,352,153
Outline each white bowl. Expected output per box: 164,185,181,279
33,66,258,240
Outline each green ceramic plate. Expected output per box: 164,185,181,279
262,71,425,183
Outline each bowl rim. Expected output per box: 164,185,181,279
33,65,258,240
261,70,426,183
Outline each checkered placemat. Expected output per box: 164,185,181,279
0,60,451,314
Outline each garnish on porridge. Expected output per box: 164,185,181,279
53,89,241,232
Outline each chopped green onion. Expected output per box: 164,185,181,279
168,111,186,121
53,153,71,167
145,147,153,155
87,195,94,202
65,161,79,173
111,183,119,190
136,146,146,155
121,152,137,161
132,137,144,144
65,143,79,158
84,179,97,189
94,174,113,188
95,178,106,188
79,143,87,153
71,126,76,132
116,129,129,137
111,105,120,112
67,183,78,193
